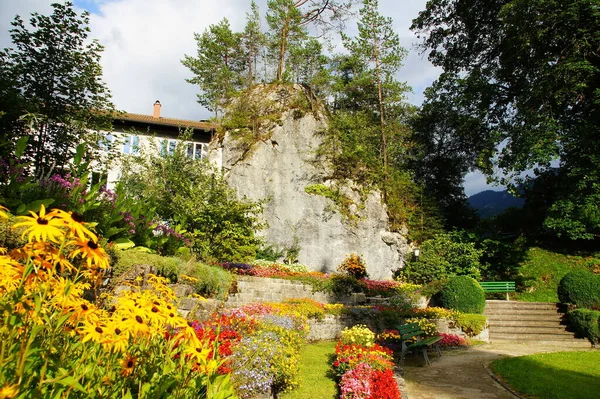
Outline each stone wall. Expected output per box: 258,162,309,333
224,275,367,308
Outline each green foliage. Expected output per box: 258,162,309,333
337,253,368,279
491,351,600,399
182,18,244,118
558,270,600,308
179,261,234,300
512,247,599,303
0,1,114,177
120,136,263,263
398,232,483,284
454,313,487,337
256,244,285,262
329,274,365,296
0,214,25,250
113,250,234,300
112,250,183,281
412,0,600,240
568,309,600,344
439,276,486,314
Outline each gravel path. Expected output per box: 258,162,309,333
400,342,594,399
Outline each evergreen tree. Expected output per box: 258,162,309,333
266,0,307,82
182,18,244,119
0,1,114,178
242,1,266,85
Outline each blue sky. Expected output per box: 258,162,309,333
0,0,504,195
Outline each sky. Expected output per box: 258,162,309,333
0,0,502,195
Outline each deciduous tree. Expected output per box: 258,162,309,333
0,1,114,178
412,0,600,239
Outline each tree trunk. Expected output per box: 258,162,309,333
277,20,289,82
374,39,388,200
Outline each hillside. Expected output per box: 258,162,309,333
468,190,524,218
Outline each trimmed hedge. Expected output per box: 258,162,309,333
440,276,486,314
568,308,600,344
558,270,600,308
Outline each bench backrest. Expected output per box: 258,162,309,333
398,323,423,340
479,281,515,292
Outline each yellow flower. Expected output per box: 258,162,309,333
68,238,109,269
0,205,9,219
52,209,98,241
0,383,18,399
12,205,64,243
79,319,107,344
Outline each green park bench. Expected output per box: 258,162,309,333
398,322,443,366
479,281,515,300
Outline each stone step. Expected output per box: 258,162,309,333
490,336,591,348
491,325,573,335
485,308,563,316
485,314,564,322
488,320,567,328
485,304,561,312
490,331,578,340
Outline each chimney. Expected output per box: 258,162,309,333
153,100,161,118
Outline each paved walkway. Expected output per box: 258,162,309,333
401,342,594,399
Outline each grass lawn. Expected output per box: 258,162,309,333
513,247,598,302
490,351,600,399
280,341,337,399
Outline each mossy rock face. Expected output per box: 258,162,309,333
440,276,486,314
558,270,600,308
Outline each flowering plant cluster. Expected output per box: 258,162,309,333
337,253,368,279
218,301,310,398
0,205,237,398
405,317,438,337
340,324,376,347
437,333,469,348
332,325,401,399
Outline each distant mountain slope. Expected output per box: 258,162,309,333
468,190,524,218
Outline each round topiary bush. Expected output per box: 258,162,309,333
558,270,600,308
440,276,486,314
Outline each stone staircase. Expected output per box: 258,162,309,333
484,300,590,347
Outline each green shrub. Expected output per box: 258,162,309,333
439,276,486,314
558,270,600,308
568,308,600,344
0,215,26,250
113,250,182,282
178,261,234,300
330,274,365,296
113,250,234,299
454,313,487,337
397,232,483,284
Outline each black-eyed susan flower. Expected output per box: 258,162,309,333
52,209,98,241
79,319,107,344
12,205,64,243
120,355,137,377
68,238,109,269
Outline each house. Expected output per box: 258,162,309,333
100,101,220,187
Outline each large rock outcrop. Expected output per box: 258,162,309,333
210,85,410,279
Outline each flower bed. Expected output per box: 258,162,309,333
332,325,402,399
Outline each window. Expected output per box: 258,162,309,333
122,134,140,155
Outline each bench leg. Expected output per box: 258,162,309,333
422,348,431,366
506,292,510,301
435,343,442,357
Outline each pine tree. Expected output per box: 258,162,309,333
242,1,265,86
182,18,244,119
